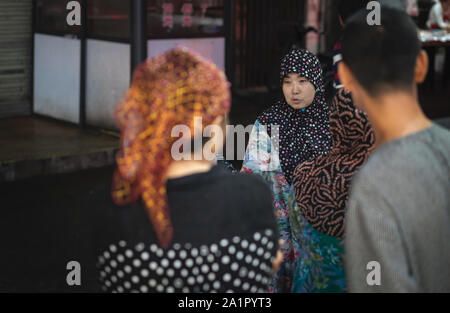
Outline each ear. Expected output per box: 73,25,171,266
338,62,357,94
415,50,429,84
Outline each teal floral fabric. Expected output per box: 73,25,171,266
289,188,346,293
241,120,296,292
242,120,346,293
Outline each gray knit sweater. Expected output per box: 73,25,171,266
345,124,450,292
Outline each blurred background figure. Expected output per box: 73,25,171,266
427,0,450,30
378,0,418,14
407,0,420,16
333,0,370,90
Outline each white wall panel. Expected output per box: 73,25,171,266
34,34,80,123
86,39,130,130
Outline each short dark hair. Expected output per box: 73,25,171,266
341,7,421,97
337,0,370,24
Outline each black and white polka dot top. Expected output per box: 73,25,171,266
97,165,279,293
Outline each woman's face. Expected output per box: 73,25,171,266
282,73,316,109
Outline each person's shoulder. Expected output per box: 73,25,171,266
425,124,450,162
352,124,450,190
430,123,450,141
397,124,450,158
353,146,386,179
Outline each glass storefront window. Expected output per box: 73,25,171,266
35,0,223,40
87,0,130,41
35,0,81,36
147,0,224,39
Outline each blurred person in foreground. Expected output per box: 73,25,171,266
340,7,450,292
96,48,281,293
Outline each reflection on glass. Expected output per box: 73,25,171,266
35,0,223,40
147,0,224,39
35,0,80,35
87,0,130,40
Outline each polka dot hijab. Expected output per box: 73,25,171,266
258,49,331,184
111,48,230,248
280,48,325,92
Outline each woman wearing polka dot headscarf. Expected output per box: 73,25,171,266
241,49,332,292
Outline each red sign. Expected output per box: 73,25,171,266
181,3,193,28
162,3,174,28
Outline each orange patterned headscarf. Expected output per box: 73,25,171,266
111,48,231,247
